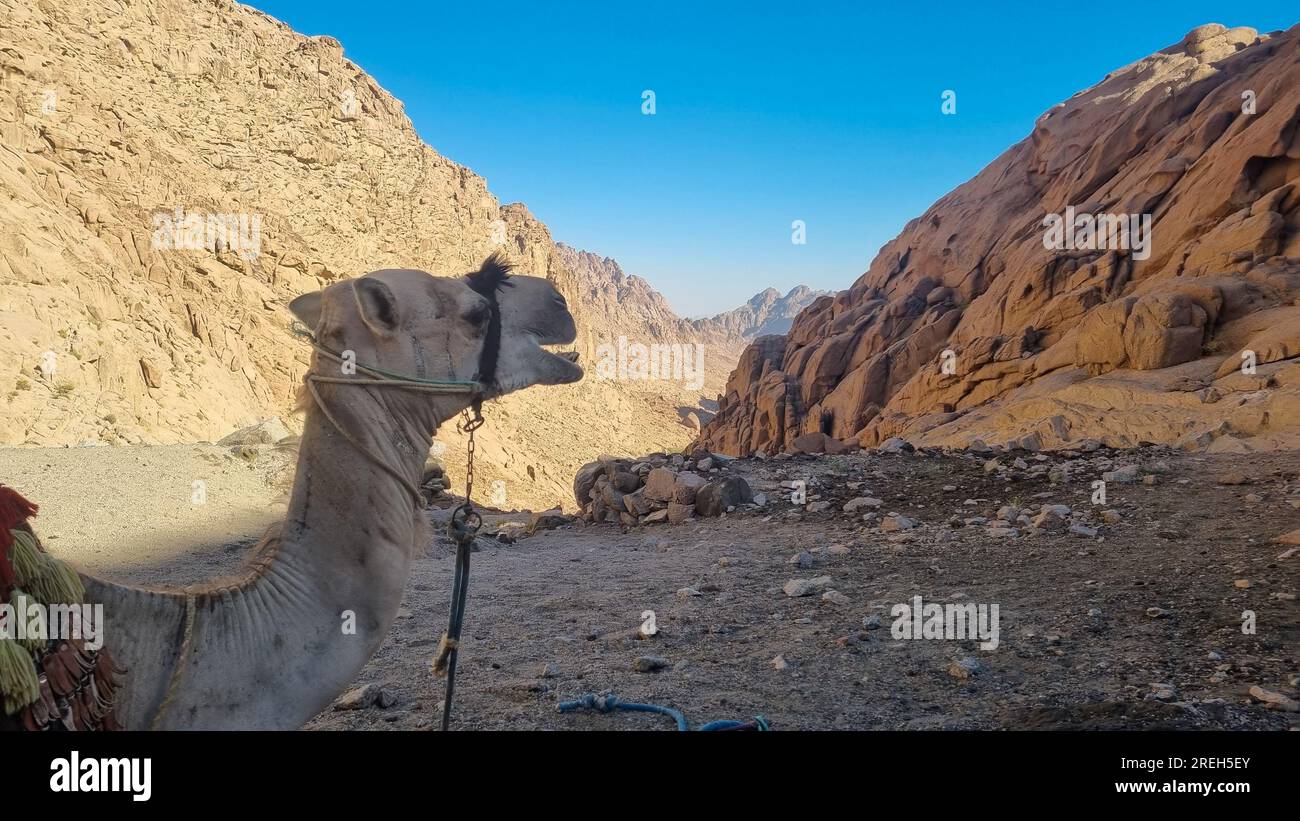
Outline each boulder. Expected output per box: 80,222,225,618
877,436,913,454
783,576,831,597
599,483,625,511
824,436,856,455
612,471,642,493
573,461,604,507
667,502,695,524
695,477,754,517
843,496,882,513
791,432,830,454
623,489,652,516
672,472,707,504
643,467,678,502
527,509,573,535
880,514,917,532
1030,509,1067,532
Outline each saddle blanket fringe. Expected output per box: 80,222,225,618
0,485,123,731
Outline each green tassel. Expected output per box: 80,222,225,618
0,634,39,715
26,563,84,609
7,529,45,587
51,559,83,605
10,530,84,607
7,590,47,654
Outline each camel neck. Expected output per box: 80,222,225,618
285,384,443,541
134,387,455,729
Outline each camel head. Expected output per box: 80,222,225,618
288,253,582,409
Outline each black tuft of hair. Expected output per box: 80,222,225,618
468,251,514,296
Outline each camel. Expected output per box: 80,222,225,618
2,253,582,730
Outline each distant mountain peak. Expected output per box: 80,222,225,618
709,285,832,339
553,242,827,347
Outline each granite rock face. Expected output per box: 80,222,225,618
700,24,1300,456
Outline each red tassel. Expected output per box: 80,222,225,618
0,485,38,532
0,484,38,599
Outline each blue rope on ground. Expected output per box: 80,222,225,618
557,693,770,731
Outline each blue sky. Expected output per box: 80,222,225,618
252,1,1296,316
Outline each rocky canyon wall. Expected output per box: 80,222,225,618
0,0,717,509
700,24,1300,457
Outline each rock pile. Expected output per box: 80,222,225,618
574,449,754,526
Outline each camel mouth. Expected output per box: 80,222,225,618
536,341,584,384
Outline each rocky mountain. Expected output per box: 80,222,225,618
554,242,709,348
700,23,1300,457
0,0,725,509
697,285,830,339
551,242,826,399
555,243,824,346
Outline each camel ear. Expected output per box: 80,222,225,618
289,291,323,331
352,278,400,337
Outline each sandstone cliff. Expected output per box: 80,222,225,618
0,0,716,509
700,24,1300,457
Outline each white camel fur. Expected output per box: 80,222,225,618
77,255,581,729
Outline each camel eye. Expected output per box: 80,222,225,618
464,305,490,327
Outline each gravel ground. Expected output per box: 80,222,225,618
310,446,1300,731
5,443,1297,730
0,443,293,585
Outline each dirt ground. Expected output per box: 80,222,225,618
310,445,1299,730
5,443,1298,730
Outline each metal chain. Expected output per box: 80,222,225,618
457,406,483,506
437,404,486,730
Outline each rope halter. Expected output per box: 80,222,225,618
289,321,484,508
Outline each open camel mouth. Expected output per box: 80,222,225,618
510,330,583,387
541,345,583,383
